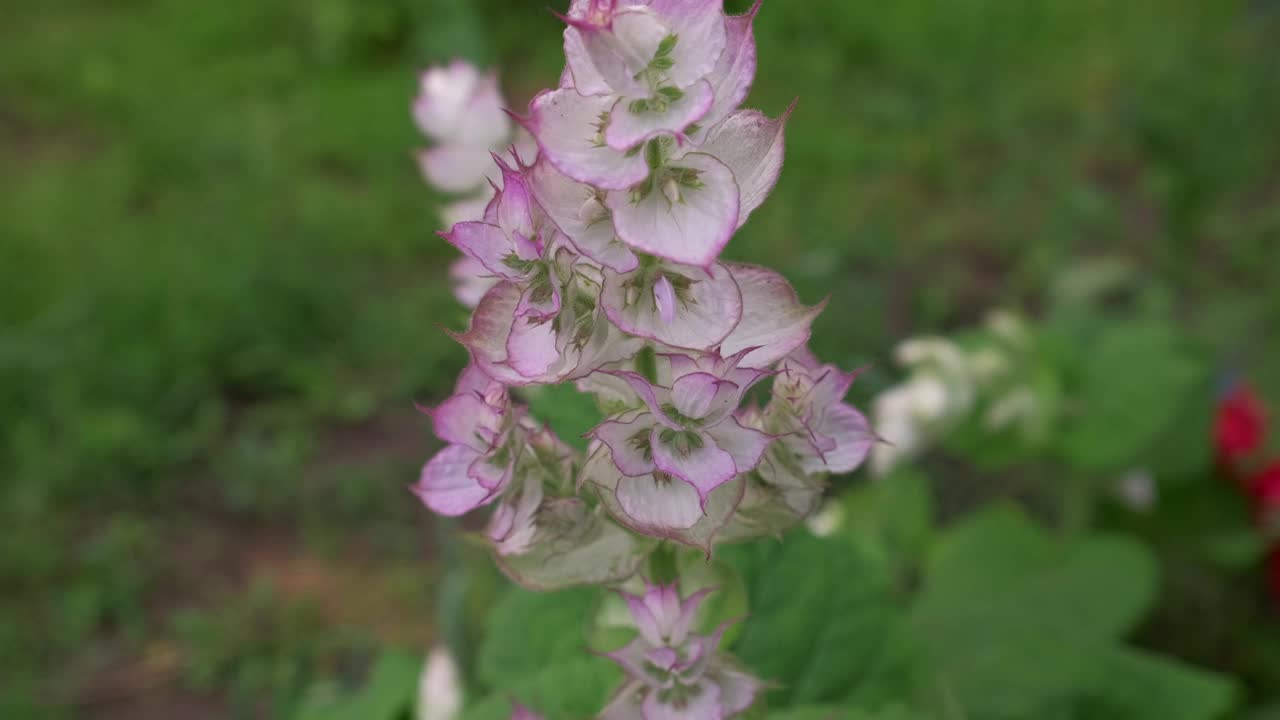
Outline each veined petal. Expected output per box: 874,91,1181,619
653,274,678,325
590,412,661,477
604,80,713,151
451,282,525,385
646,0,728,88
491,155,538,241
713,666,760,715
810,402,874,474
719,263,825,368
642,679,721,720
563,26,612,96
601,262,742,351
705,417,771,474
670,372,739,422
441,222,525,281
527,158,639,273
599,371,681,429
692,1,760,141
417,144,495,194
701,105,791,228
578,9,669,98
449,256,499,310
606,152,739,267
524,89,651,190
506,313,562,379
415,444,496,516
650,428,737,503
430,392,500,452
588,450,744,553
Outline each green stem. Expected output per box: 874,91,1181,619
648,543,679,585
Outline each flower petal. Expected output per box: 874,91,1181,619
691,1,760,141
642,679,721,720
417,143,495,194
700,105,791,228
705,417,771,474
713,666,760,715
429,392,500,451
590,413,661,477
646,0,728,88
441,221,524,281
604,80,714,151
527,157,640,273
606,152,739,267
719,263,825,368
449,255,500,309
588,450,745,553
573,9,669,99
506,313,562,379
601,262,743,351
810,402,875,474
414,62,509,147
650,428,737,503
598,371,681,429
414,444,497,516
523,88,651,190
670,372,739,422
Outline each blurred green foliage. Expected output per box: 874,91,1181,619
2,0,1279,716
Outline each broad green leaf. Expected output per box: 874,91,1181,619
476,586,599,690
1056,321,1205,470
461,657,620,720
292,651,419,720
521,384,602,452
1076,647,1236,720
729,532,918,707
839,469,933,578
914,504,1157,643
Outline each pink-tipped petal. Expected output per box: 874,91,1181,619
591,413,661,477
701,106,791,228
606,152,740,267
527,158,640,273
601,262,743,351
418,144,496,194
646,0,728,88
809,402,874,474
715,667,760,715
576,9,670,98
621,595,665,647
670,372,739,422
691,4,759,140
669,588,714,647
650,428,737,503
719,263,825,368
705,417,771,474
415,444,495,516
641,679,721,720
617,473,705,530
442,222,526,281
526,89,651,190
449,255,499,310
599,371,681,429
604,80,714,151
430,392,499,452
506,313,561,379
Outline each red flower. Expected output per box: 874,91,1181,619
1215,384,1266,464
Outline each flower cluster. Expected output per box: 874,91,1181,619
601,582,758,719
412,3,874,716
871,310,1044,475
1212,383,1280,599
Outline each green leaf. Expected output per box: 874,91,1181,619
521,384,601,452
476,586,599,689
729,533,918,707
1056,321,1206,470
908,505,1237,720
769,705,923,720
461,657,620,720
839,469,932,579
292,651,419,720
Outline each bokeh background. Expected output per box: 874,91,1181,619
3,0,1279,717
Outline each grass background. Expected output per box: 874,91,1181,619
2,0,1279,716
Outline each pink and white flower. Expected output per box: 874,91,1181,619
584,350,772,541
600,582,760,720
767,347,875,475
413,365,519,516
